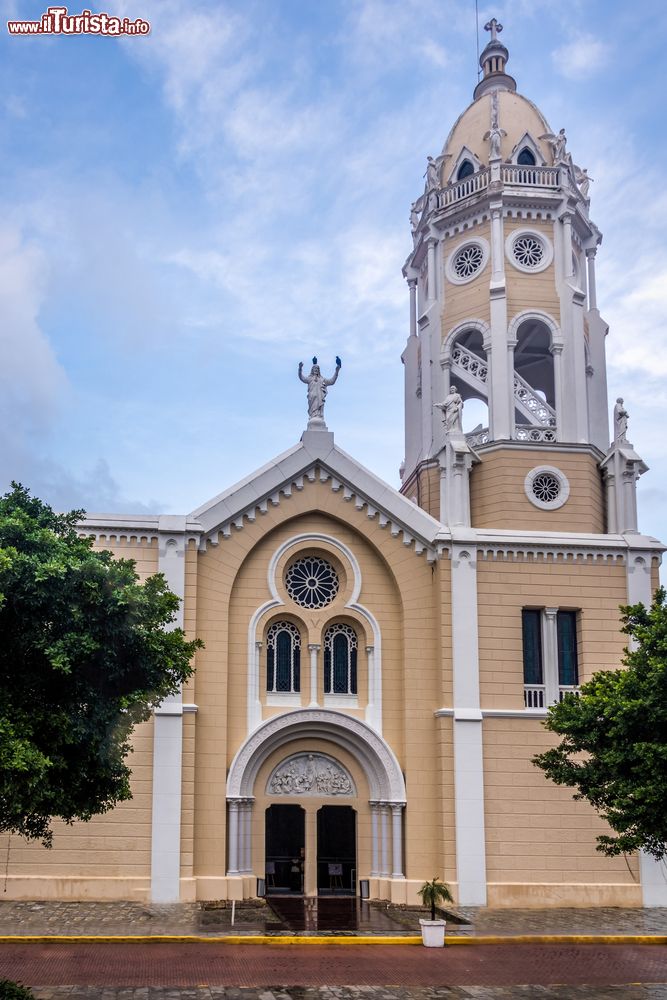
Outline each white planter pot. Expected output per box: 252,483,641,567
419,918,446,947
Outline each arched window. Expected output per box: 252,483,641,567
267,621,301,693
517,147,536,166
457,159,475,180
324,624,358,695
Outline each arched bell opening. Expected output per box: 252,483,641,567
513,319,557,434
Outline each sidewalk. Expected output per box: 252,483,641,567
2,899,667,939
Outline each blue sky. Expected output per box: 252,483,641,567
1,0,666,547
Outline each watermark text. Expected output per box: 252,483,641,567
7,7,150,35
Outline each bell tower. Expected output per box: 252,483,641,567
400,20,623,530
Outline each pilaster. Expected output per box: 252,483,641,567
151,517,187,903
450,544,487,905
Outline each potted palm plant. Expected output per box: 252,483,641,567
417,876,453,947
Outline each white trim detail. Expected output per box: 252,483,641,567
445,236,490,286
151,519,188,904
505,227,553,274
450,545,487,906
524,465,570,511
247,533,383,735
227,709,406,802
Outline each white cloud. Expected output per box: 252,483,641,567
0,225,65,429
552,34,611,80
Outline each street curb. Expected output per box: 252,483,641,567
1,934,666,945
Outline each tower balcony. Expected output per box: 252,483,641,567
434,163,562,214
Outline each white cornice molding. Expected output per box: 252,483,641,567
78,513,202,545
435,707,548,720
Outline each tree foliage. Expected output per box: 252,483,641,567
533,587,667,860
0,484,201,845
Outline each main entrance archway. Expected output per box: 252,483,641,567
226,710,406,892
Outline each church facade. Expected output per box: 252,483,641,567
8,22,666,908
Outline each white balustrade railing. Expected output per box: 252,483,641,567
524,684,579,709
433,164,561,212
438,168,490,208
502,164,560,188
515,424,557,443
451,343,488,388
465,427,490,447
524,685,545,709
513,372,556,426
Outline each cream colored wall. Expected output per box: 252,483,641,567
442,221,492,335
470,447,605,532
505,219,560,323
478,554,639,904
477,555,628,711
483,716,640,906
400,462,440,521
6,537,159,900
191,479,449,890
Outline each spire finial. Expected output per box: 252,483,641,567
484,18,502,42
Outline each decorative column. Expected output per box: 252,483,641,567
543,608,560,705
380,803,390,877
585,248,598,311
562,212,574,279
390,804,405,878
151,516,189,903
242,799,253,873
408,278,417,338
550,343,564,442
426,238,437,302
622,470,639,534
308,644,320,707
365,645,381,734
227,800,240,875
370,802,380,877
489,201,510,440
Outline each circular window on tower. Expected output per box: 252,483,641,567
524,465,570,511
505,228,553,274
446,237,490,285
285,556,339,609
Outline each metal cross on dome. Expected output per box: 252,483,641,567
484,18,502,41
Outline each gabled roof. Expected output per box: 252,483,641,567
189,428,445,560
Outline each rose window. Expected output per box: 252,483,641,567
453,243,484,279
531,472,561,504
285,557,339,608
513,235,544,268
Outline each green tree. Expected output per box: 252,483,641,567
0,484,201,845
533,587,667,860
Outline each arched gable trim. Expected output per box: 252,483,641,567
441,319,491,361
509,132,547,167
447,146,483,185
227,709,406,803
247,533,383,735
508,310,563,350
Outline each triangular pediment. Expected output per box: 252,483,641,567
189,430,445,560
